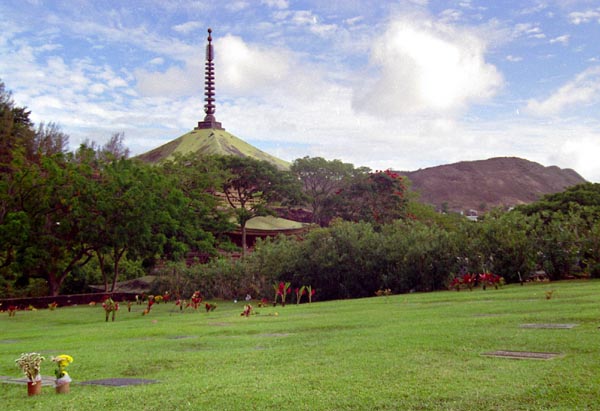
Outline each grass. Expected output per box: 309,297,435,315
1,280,600,410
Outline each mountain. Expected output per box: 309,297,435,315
137,128,290,170
400,157,587,213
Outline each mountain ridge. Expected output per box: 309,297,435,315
398,157,586,213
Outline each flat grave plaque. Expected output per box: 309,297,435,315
482,350,562,360
79,378,159,387
520,323,577,329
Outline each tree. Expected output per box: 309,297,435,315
161,152,235,246
216,156,302,257
477,210,537,283
339,169,408,225
33,122,69,157
85,158,193,292
518,183,600,218
10,153,96,296
290,156,356,226
0,80,36,170
100,132,130,161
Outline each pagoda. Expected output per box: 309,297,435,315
138,29,288,170
195,28,223,130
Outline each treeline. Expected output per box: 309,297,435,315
153,194,600,301
2,79,599,301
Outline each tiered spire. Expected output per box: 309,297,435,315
196,28,224,130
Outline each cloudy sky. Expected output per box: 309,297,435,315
1,0,600,182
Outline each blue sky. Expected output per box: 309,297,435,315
1,0,600,182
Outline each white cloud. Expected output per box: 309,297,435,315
439,9,463,23
226,1,250,12
135,64,201,97
172,21,204,34
549,34,569,45
525,66,600,115
262,0,289,9
149,57,164,66
513,23,546,39
217,35,292,94
569,9,600,24
555,136,600,182
352,16,502,117
506,55,523,62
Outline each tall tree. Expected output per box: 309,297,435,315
339,169,408,225
86,158,192,292
290,156,356,226
216,156,302,256
11,153,96,295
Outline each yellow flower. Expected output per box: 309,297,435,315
52,354,73,368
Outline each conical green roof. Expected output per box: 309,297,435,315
137,128,289,170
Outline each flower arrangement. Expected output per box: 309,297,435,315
375,288,392,297
102,296,119,321
189,291,202,310
8,305,17,317
306,285,316,303
273,282,291,306
479,273,503,290
241,304,253,317
15,352,45,383
52,354,73,392
295,286,307,304
450,273,504,291
143,296,155,315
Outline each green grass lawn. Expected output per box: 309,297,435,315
1,280,600,410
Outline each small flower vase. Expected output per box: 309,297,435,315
55,375,72,394
27,381,42,396
55,382,70,394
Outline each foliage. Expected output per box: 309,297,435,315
518,182,600,217
291,157,408,226
338,169,408,225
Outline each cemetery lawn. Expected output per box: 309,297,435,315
1,280,600,410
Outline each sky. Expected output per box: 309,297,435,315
1,0,600,182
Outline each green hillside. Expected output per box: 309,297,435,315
137,128,290,170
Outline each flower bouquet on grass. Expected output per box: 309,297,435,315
15,352,45,396
52,354,73,394
102,296,119,321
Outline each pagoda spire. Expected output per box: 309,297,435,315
196,28,224,130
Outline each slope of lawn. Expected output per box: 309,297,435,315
1,280,599,410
